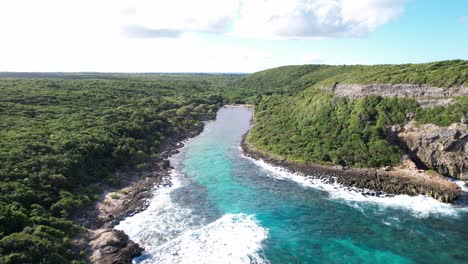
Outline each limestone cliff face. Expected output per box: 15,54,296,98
395,122,467,180
331,84,467,98
329,84,467,108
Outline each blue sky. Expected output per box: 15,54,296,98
0,0,466,72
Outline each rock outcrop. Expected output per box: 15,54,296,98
396,122,468,180
73,124,207,264
331,84,467,98
328,83,467,108
89,230,143,264
326,83,468,179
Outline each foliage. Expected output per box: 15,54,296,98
248,91,422,167
246,60,467,167
416,97,467,126
231,60,468,103
316,60,468,88
0,76,234,262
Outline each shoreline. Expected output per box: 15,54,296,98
73,120,210,263
241,135,461,203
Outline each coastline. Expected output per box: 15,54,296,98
73,120,210,263
241,134,461,203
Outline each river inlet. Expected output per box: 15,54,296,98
116,106,468,264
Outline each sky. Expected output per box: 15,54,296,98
0,0,466,73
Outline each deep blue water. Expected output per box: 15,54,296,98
117,106,468,264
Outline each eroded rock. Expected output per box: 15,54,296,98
398,122,468,180
331,84,467,99
89,230,143,264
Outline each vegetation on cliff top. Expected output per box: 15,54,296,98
245,60,467,167
232,60,468,102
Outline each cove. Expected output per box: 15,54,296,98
116,105,468,264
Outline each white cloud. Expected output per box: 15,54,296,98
116,0,407,39
123,25,182,38
0,0,408,41
234,0,406,38
460,16,468,23
302,52,326,64
0,0,408,72
121,0,239,36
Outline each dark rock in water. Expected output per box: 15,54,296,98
161,160,170,169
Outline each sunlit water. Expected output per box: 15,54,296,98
116,106,468,264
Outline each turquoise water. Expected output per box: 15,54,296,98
117,106,468,264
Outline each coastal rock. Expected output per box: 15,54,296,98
89,229,143,264
74,123,209,263
397,122,468,180
241,135,461,203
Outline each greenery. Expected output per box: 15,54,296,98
231,60,468,102
109,194,120,200
0,60,466,262
0,76,237,263
248,92,416,167
245,60,467,167
415,96,468,126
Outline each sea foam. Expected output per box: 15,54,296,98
115,168,269,264
245,156,468,218
115,171,202,248
139,213,268,264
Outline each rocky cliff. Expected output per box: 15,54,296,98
326,83,467,180
329,83,467,107
394,122,468,180
331,84,467,98
89,230,142,264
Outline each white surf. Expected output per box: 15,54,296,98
246,156,467,218
115,168,269,264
